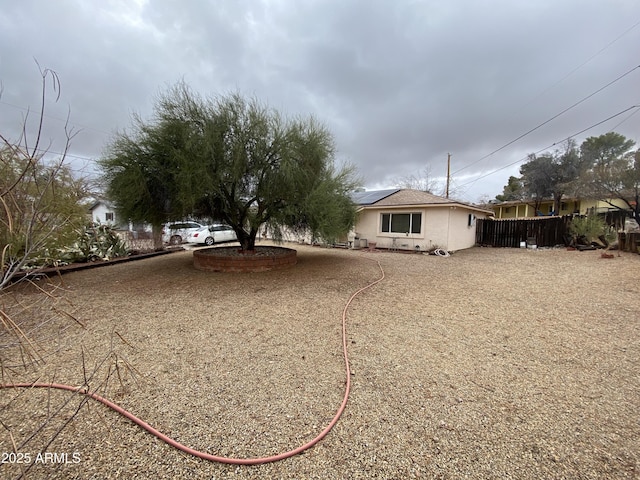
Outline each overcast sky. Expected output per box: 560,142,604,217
1,0,639,203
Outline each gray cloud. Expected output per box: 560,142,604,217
1,0,638,202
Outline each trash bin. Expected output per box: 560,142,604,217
360,239,368,248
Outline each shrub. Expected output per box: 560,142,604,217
63,223,129,263
569,214,615,245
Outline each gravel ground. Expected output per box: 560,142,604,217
1,244,639,479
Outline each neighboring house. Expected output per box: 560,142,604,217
351,189,493,252
89,200,120,226
88,200,152,236
491,197,633,220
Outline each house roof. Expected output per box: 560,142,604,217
373,189,454,206
88,199,115,211
491,197,572,207
350,189,400,205
354,189,493,214
491,196,637,208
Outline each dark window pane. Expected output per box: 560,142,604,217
411,213,422,233
391,214,410,233
381,213,390,232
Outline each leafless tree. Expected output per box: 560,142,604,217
1,65,84,371
1,66,90,291
392,165,444,194
0,67,133,479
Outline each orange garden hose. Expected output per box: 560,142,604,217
1,257,385,465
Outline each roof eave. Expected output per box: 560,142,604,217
359,202,493,214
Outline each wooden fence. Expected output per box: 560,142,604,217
476,216,640,252
619,232,640,253
475,216,571,248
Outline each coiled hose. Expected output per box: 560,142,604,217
0,257,385,465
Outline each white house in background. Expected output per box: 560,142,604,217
351,189,493,252
89,200,120,226
88,200,154,234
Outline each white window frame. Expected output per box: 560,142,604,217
380,212,422,235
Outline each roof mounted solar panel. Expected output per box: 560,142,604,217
351,189,400,205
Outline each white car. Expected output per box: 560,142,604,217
186,224,238,246
162,222,206,245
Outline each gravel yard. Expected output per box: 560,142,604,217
1,244,639,479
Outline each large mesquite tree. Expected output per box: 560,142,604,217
101,84,359,251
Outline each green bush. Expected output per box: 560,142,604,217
569,214,615,244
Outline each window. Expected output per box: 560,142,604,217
210,225,233,232
105,212,114,222
381,213,421,234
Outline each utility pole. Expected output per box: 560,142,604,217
445,153,451,199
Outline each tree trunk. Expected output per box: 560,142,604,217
236,229,258,252
152,224,164,251
553,194,563,216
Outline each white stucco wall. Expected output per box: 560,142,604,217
444,206,482,251
91,202,116,225
355,206,486,251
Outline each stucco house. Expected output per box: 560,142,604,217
351,189,493,252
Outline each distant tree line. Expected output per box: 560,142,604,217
495,132,639,225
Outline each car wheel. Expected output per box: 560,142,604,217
204,237,215,246
170,235,182,245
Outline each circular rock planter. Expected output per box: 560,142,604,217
193,246,297,273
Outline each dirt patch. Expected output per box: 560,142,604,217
1,245,638,479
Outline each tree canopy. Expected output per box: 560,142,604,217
579,133,639,225
516,140,584,215
100,84,360,251
495,175,524,202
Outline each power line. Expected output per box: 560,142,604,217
456,104,640,191
451,17,640,177
452,63,640,176
8,145,100,164
608,104,640,132
1,142,102,176
519,18,640,111
0,99,113,136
